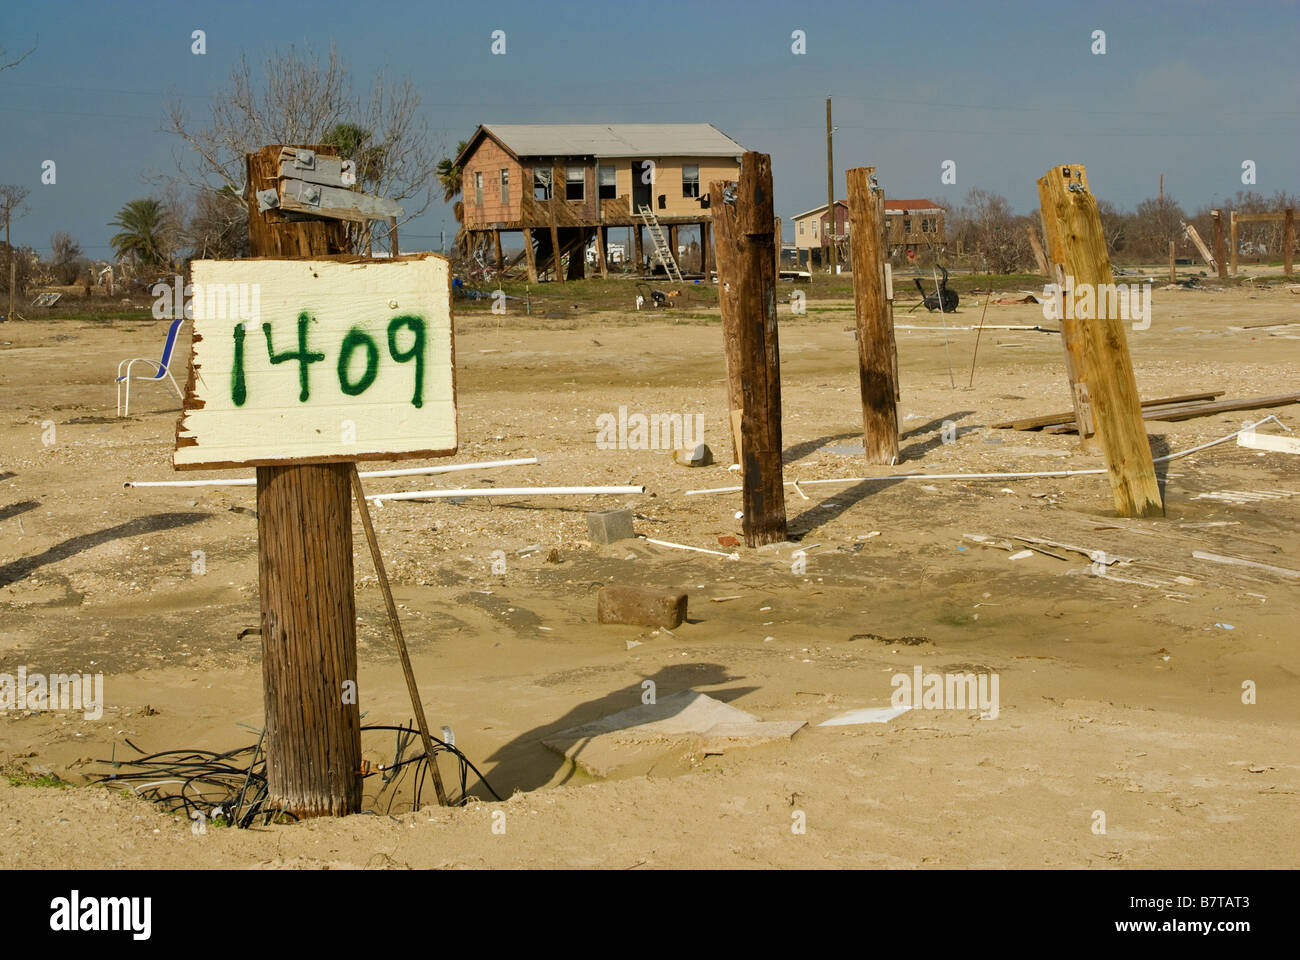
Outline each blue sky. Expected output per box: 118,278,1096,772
2,0,1296,257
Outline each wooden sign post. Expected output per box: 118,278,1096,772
174,145,455,817
846,166,899,465
1038,163,1163,519
711,153,787,547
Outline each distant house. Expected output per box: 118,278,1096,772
790,198,947,267
454,123,745,280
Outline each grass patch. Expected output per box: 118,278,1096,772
5,765,70,788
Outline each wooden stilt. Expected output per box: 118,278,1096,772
1039,162,1163,518
1037,169,1094,445
522,227,538,283
494,230,503,276
1212,210,1228,280
711,153,787,547
846,166,899,465
597,225,608,278
634,225,644,274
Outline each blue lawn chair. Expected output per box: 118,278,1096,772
116,316,185,417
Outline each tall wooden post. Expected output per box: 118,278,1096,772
1230,211,1239,276
1039,163,1163,518
667,224,679,276
711,153,787,546
550,165,564,283
1037,174,1094,444
522,227,538,282
1211,210,1228,279
597,226,608,278
700,221,712,275
389,216,399,256
846,167,899,465
633,225,644,274
774,217,782,277
1285,208,1295,276
825,97,836,275
1169,240,1176,282
493,230,503,275
246,145,362,817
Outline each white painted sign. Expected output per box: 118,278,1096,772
175,255,456,469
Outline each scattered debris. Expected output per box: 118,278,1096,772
1192,551,1300,580
819,705,913,726
673,443,713,467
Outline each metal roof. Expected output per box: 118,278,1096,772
469,123,746,159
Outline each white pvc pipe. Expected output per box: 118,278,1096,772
684,416,1285,496
369,485,644,502
125,457,539,488
642,537,739,560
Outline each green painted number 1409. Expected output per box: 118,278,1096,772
231,314,426,408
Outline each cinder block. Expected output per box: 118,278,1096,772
586,509,635,544
597,585,688,629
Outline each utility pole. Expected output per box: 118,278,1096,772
826,96,836,275
5,204,12,322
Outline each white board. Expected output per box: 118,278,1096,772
174,255,456,469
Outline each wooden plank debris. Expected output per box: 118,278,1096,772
1192,551,1300,580
992,391,1223,431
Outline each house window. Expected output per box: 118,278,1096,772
799,222,805,236
903,217,912,234
474,171,483,205
500,169,509,203
533,169,551,200
598,165,616,200
811,220,818,237
921,218,929,233
566,165,585,201
682,164,700,198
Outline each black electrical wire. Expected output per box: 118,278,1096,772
89,721,503,827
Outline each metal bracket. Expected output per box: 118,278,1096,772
255,188,280,212
293,148,316,170
296,182,323,208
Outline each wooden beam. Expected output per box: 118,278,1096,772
1285,208,1295,276
634,225,644,274
1037,167,1094,443
1212,209,1228,280
1230,211,1239,276
774,217,782,278
846,166,899,465
1039,163,1163,517
1184,222,1215,272
389,216,399,256
551,164,564,283
494,230,503,275
711,153,787,546
1027,222,1049,275
1233,212,1288,224
522,227,538,283
1046,392,1300,432
597,225,608,278
992,391,1224,430
700,221,712,275
668,224,679,276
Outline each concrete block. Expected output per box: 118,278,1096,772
586,509,635,544
597,584,687,628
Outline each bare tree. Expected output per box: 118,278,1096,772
1130,196,1186,261
163,43,438,252
49,231,84,284
952,188,1030,274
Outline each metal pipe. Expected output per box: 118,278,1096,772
125,457,539,488
369,485,644,503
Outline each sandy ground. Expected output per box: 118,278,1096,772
1,276,1298,868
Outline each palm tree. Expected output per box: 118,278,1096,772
109,198,168,268
435,141,467,203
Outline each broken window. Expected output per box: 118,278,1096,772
474,171,483,206
921,218,929,233
566,165,585,201
903,217,912,234
598,165,616,200
533,168,552,200
500,169,509,204
682,164,700,198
